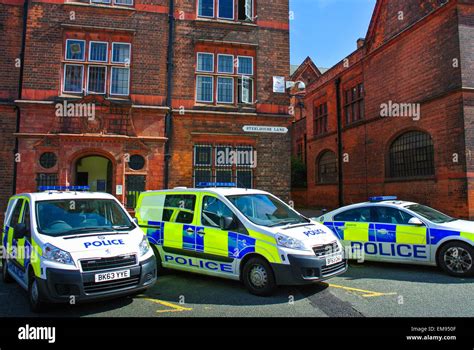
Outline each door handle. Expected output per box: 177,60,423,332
377,229,389,235
186,228,194,235
197,230,205,236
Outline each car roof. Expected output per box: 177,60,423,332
142,187,270,197
13,191,117,202
327,200,419,214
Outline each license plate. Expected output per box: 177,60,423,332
326,254,343,266
95,269,130,283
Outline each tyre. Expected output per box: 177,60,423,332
437,241,474,277
151,245,167,275
1,258,13,283
28,273,46,313
242,257,276,296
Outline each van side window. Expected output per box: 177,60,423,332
22,204,32,240
334,207,371,223
8,199,24,227
164,195,196,224
201,196,234,228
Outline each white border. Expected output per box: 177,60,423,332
217,0,234,20
110,66,130,96
87,65,107,94
111,42,132,64
237,55,254,75
216,76,234,104
195,75,214,103
239,76,253,104
65,39,86,61
91,0,111,4
88,41,109,63
196,52,215,73
63,64,84,93
217,54,234,74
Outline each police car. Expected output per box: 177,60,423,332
317,196,474,277
135,183,347,296
1,186,156,312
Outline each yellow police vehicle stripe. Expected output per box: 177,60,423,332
163,223,183,249
395,226,427,244
460,232,474,244
344,222,369,241
203,227,228,257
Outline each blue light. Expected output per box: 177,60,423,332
38,186,90,192
369,196,398,202
196,182,237,188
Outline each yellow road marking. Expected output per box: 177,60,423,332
142,297,193,314
327,283,397,298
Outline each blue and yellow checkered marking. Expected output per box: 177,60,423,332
228,232,256,259
146,221,165,246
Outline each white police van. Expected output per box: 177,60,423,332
1,186,156,312
136,183,347,296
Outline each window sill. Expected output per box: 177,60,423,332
384,176,436,183
194,17,258,27
63,2,136,12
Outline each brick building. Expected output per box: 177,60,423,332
0,0,291,222
300,0,474,219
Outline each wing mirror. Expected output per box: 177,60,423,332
220,216,236,231
408,217,424,226
13,223,27,239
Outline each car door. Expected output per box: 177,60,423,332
373,206,429,262
15,199,32,270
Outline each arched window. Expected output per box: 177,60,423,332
317,151,338,184
388,131,434,178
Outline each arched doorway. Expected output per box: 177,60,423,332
75,155,113,193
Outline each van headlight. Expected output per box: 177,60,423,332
43,243,74,265
276,234,306,250
139,235,151,257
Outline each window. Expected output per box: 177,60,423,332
8,199,24,227
125,175,146,209
388,131,435,178
198,0,214,17
314,102,328,136
217,77,234,103
317,151,337,184
334,207,371,222
373,207,414,225
36,173,58,189
197,53,214,72
196,76,214,103
164,195,196,224
63,39,131,96
218,0,234,19
201,196,234,228
344,83,364,125
128,155,145,171
198,0,253,21
218,54,234,73
21,203,32,240
193,145,254,188
90,0,134,6
39,152,57,169
195,52,254,105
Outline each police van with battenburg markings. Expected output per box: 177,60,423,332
1,186,156,312
318,196,474,277
135,183,347,296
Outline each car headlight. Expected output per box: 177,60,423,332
43,243,74,265
139,235,151,257
276,233,306,250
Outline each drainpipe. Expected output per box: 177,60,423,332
12,0,30,194
335,78,344,207
163,0,175,189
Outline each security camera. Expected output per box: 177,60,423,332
286,80,306,91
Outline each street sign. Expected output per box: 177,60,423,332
242,125,289,134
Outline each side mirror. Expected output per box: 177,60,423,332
13,223,27,239
133,218,139,225
408,217,424,226
220,216,236,231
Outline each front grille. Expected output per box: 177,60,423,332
83,276,140,294
321,260,346,277
80,254,137,272
313,242,340,257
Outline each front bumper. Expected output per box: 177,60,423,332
271,254,348,286
37,256,157,303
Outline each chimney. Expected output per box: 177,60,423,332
357,38,365,49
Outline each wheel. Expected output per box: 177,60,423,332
28,274,46,313
242,257,276,296
1,258,13,283
438,241,474,277
151,245,167,275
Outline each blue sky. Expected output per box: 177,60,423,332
290,0,377,69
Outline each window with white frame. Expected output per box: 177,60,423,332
195,52,254,105
89,0,134,6
197,0,254,21
63,39,131,96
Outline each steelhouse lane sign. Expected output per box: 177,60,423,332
242,125,289,134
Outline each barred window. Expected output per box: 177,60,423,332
317,151,338,184
314,102,328,136
125,175,146,209
388,131,435,178
344,83,364,125
36,173,58,189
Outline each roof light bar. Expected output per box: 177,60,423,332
196,182,237,188
38,186,90,192
369,196,398,202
